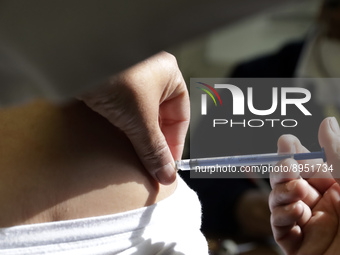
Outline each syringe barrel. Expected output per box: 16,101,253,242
176,153,292,171
176,149,326,171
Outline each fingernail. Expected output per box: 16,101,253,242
155,163,176,185
330,117,340,134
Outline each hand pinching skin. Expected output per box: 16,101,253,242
79,52,190,185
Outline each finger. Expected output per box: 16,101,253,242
271,200,311,229
271,219,303,255
130,54,189,185
297,183,340,255
270,158,300,189
274,134,335,194
269,177,320,212
270,191,311,255
318,117,340,184
277,134,306,155
127,119,178,185
270,135,305,188
270,175,304,211
322,184,340,254
159,80,190,161
276,134,323,179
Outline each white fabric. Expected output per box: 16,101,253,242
0,176,209,255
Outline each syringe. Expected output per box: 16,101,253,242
176,149,326,171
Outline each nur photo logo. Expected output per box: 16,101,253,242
193,79,312,128
196,82,222,115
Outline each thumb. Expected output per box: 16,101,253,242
126,121,176,185
318,117,340,182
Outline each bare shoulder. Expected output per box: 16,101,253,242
0,100,177,227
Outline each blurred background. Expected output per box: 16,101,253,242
171,0,320,81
